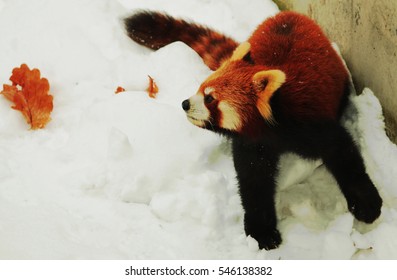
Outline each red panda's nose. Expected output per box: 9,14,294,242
182,99,190,111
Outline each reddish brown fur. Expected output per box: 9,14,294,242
247,11,349,122
199,61,268,135
194,11,349,138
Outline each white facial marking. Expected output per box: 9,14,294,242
218,101,242,131
204,87,215,95
185,94,210,127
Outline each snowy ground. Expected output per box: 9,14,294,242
0,0,396,260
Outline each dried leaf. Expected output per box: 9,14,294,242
115,86,125,94
147,75,158,98
115,76,158,98
1,64,53,129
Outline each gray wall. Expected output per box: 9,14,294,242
274,0,397,142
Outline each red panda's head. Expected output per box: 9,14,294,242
182,42,286,137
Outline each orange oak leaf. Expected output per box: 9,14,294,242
115,86,126,94
1,64,53,129
147,75,158,98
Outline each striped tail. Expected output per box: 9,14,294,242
124,11,239,70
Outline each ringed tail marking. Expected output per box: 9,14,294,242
124,11,239,70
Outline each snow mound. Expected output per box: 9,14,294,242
0,0,396,260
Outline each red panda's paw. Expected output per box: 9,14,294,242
346,181,383,224
244,219,282,250
256,229,282,251
248,228,282,251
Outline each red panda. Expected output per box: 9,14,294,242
125,11,382,250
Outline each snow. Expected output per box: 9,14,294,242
0,0,396,260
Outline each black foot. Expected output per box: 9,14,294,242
251,228,282,250
346,179,382,223
244,215,282,250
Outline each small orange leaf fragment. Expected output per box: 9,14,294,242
1,64,53,129
115,86,125,94
147,75,158,98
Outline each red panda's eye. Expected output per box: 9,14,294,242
204,95,215,104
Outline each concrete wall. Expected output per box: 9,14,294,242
274,0,397,142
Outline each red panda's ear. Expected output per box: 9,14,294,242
253,70,286,120
230,42,251,61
